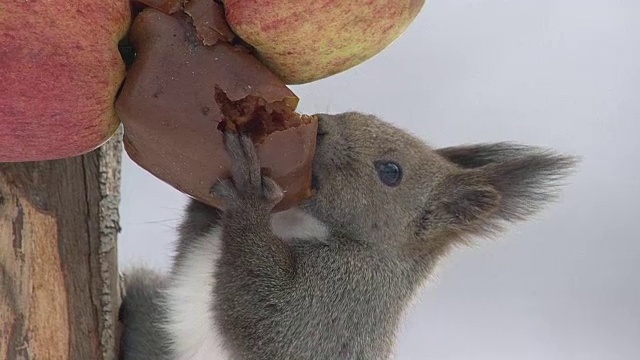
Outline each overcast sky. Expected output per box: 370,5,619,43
119,0,640,359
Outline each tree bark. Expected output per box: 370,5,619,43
0,128,123,360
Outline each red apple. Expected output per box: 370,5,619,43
0,0,131,162
222,0,426,84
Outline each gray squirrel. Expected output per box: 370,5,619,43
119,112,577,360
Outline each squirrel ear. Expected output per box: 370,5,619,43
439,182,501,226
417,144,577,241
474,149,578,223
436,142,541,169
417,172,501,236
428,144,577,238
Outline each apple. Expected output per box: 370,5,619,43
0,0,131,162
222,0,426,84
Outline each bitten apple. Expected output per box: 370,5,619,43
222,0,426,84
0,0,131,162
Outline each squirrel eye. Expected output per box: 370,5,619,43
374,161,403,187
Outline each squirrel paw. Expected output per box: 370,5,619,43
210,131,283,211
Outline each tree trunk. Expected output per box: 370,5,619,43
0,128,123,360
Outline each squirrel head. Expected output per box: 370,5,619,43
302,112,578,258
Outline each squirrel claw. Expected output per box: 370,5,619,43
224,131,261,190
209,179,236,200
260,176,284,205
213,131,283,210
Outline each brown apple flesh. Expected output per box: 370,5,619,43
115,3,318,212
0,0,131,162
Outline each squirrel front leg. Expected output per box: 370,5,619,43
211,131,295,280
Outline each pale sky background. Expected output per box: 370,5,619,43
118,0,640,359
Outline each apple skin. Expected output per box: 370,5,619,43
0,0,131,162
222,0,426,84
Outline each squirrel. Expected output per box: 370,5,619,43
118,112,577,360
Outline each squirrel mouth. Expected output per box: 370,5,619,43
311,173,320,192
311,121,325,192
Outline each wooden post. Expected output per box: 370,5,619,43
0,128,123,360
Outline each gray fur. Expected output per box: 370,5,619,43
118,200,225,360
119,267,171,360
172,199,223,269
120,112,578,359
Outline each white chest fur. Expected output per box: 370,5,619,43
161,208,328,360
